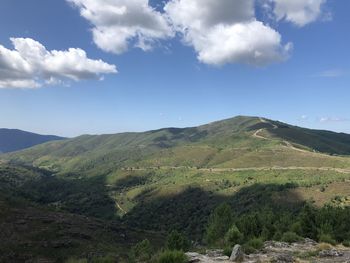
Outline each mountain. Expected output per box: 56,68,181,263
3,116,350,175
2,116,350,262
0,128,65,153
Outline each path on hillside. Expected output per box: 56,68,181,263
116,201,127,214
126,166,350,174
252,118,309,153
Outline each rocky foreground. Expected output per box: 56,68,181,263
186,239,350,262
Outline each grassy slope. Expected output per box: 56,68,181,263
2,116,350,255
3,116,350,175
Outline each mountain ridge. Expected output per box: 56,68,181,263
3,116,350,177
0,128,65,153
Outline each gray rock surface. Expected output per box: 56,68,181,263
230,244,244,262
185,239,350,262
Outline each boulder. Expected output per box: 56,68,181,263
229,244,244,262
272,254,294,263
319,248,344,257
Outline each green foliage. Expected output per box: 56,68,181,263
166,231,190,251
318,234,336,245
245,237,264,250
65,259,88,263
281,232,302,243
342,240,350,247
154,250,188,263
299,204,318,240
205,203,233,245
129,239,153,262
225,225,243,246
91,256,115,263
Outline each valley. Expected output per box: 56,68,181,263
1,116,350,262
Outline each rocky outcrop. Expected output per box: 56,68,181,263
186,239,350,263
229,245,244,262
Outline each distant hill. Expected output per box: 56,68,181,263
0,128,65,153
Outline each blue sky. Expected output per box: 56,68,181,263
0,0,349,137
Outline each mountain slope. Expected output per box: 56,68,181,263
0,128,65,153
3,116,350,176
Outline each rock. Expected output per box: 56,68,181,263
229,244,244,262
206,249,224,257
185,252,204,262
303,238,317,245
319,248,344,257
272,254,294,263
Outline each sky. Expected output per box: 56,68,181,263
0,0,349,137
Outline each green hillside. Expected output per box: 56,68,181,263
4,116,350,176
2,116,350,261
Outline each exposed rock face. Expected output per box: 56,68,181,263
319,248,344,257
230,244,244,262
186,239,350,263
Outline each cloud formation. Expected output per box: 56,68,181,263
165,0,292,66
0,38,117,89
270,0,327,27
68,0,328,66
68,0,174,54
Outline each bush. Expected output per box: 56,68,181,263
205,203,233,245
129,239,152,262
281,232,302,243
166,230,190,251
318,234,336,246
223,246,233,257
225,225,243,246
247,237,263,250
65,259,87,263
155,250,188,263
242,245,256,254
91,256,115,263
342,240,350,247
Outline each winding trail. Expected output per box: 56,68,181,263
116,201,127,214
253,118,309,153
128,166,350,174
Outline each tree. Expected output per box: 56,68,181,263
205,203,233,245
166,230,190,251
225,225,243,246
129,239,152,262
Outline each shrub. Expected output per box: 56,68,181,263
65,259,87,263
242,244,256,254
205,203,233,245
272,231,282,241
129,239,152,262
166,230,190,251
247,237,263,250
91,255,115,263
342,240,350,247
318,234,336,245
225,225,243,246
155,250,188,263
223,246,232,257
281,232,302,243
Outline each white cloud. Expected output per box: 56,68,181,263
65,0,329,67
68,0,173,54
164,0,292,66
0,38,117,89
270,0,327,27
317,69,347,78
319,117,349,123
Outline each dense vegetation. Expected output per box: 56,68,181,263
205,202,350,254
